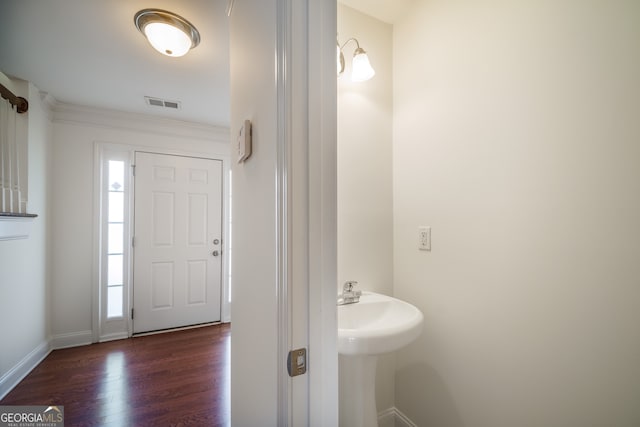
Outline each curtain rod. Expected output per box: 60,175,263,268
0,82,28,113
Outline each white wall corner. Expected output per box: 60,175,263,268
0,339,51,401
50,330,93,350
378,407,418,427
37,89,57,122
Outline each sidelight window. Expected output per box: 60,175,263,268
99,149,131,327
106,160,125,318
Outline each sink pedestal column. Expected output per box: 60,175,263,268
339,354,379,427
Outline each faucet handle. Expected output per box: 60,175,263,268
343,281,358,292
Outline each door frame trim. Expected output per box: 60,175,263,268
275,0,292,423
92,142,231,342
275,0,338,424
306,0,339,424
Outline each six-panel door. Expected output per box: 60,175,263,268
133,152,223,334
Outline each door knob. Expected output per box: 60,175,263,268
212,250,220,257
213,239,220,245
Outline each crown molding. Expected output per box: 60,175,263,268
51,102,230,143
38,90,57,110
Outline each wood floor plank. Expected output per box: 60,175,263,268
1,324,230,426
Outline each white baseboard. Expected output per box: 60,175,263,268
0,340,51,400
394,407,418,427
378,408,397,427
50,330,93,349
378,407,418,427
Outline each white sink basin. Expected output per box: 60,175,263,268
338,291,423,355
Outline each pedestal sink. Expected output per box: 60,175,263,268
338,292,423,427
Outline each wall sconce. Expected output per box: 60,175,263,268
337,37,375,82
134,9,200,57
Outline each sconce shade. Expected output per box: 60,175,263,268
134,9,200,57
337,38,375,82
351,48,375,82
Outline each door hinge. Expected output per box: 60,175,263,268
131,164,136,176
287,348,307,377
131,308,134,319
132,236,136,247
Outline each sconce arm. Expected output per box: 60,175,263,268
339,37,361,52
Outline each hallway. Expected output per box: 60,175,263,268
1,324,230,426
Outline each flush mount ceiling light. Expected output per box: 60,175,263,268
337,37,375,82
134,9,200,57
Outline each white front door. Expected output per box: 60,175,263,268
133,152,223,334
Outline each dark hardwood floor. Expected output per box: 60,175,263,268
1,324,230,427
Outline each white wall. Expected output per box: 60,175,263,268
0,77,52,398
229,1,279,425
393,1,640,426
338,5,393,296
49,104,229,346
337,4,395,418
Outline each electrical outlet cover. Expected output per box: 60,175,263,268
418,226,431,251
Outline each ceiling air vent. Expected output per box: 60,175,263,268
144,96,181,110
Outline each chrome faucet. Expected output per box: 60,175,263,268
337,281,362,305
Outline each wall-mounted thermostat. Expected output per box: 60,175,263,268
237,119,252,163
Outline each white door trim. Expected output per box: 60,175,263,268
93,142,231,342
276,0,292,424
276,0,312,424
92,144,134,343
307,0,339,424
275,0,338,424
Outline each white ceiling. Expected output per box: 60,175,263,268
339,0,413,24
0,0,230,127
0,1,405,128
